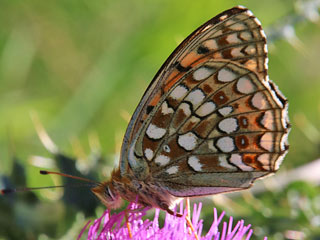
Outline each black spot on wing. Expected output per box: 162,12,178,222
146,105,154,114
197,45,210,54
175,61,192,72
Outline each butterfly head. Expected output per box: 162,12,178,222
91,182,123,209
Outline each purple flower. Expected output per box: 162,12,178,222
78,202,267,240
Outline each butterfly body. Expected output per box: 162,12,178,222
92,6,290,213
92,169,178,212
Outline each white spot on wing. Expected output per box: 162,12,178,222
216,136,235,153
144,148,154,161
236,76,256,94
166,166,179,175
219,14,228,21
163,145,171,153
218,106,233,116
196,101,216,117
261,110,275,130
203,39,218,50
202,24,212,32
179,102,192,117
260,132,274,151
193,67,215,81
155,155,170,166
161,101,174,115
229,23,246,31
245,10,254,16
257,153,271,170
146,124,166,140
240,31,252,41
251,92,269,109
217,68,236,82
178,132,198,151
188,156,203,172
226,33,240,44
208,140,218,152
219,155,237,170
245,45,256,54
264,43,268,52
185,89,205,107
231,47,243,58
264,44,268,54
264,58,269,70
218,118,238,134
230,154,254,171
170,85,188,100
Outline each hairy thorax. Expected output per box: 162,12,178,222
91,168,180,212
112,171,179,211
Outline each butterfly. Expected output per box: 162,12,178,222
91,6,290,215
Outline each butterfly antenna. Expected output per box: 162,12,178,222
1,185,68,195
39,170,100,185
1,170,100,195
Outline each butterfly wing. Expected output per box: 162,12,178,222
119,6,290,197
150,60,289,197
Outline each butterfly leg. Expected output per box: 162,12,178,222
124,209,133,238
124,205,151,238
163,202,199,240
185,198,199,240
185,216,199,240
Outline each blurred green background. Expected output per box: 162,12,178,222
0,0,320,239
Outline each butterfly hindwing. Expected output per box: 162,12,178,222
147,60,288,196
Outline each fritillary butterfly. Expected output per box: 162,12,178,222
92,6,290,214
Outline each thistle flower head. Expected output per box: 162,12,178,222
79,202,266,240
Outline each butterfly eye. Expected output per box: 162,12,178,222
91,183,123,209
106,186,116,201
163,145,171,153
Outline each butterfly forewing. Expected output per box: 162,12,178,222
122,7,268,148
119,6,289,198
169,8,268,81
